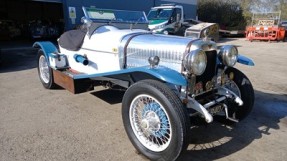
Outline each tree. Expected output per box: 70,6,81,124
278,0,287,20
198,0,287,29
241,0,287,23
197,0,246,29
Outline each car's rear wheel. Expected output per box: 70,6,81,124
37,50,57,89
122,80,190,161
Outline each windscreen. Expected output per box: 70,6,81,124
83,7,148,23
147,8,173,20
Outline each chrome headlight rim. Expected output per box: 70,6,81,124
183,49,207,76
219,45,238,67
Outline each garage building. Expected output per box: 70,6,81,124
0,0,197,38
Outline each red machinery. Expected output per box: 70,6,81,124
246,12,285,42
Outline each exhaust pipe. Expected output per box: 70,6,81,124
74,54,89,66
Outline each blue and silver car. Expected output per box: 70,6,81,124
34,7,255,161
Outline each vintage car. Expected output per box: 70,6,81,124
185,22,220,42
33,7,255,161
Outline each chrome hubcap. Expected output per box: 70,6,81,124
141,111,161,135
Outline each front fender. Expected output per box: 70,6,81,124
73,66,187,86
33,41,59,65
237,54,255,66
139,66,187,86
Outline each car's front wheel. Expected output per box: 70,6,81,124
122,80,190,161
223,67,254,122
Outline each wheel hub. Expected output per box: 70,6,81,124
129,94,172,152
141,111,160,134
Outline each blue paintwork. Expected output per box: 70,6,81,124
237,54,255,66
74,54,89,66
33,41,59,65
73,66,187,86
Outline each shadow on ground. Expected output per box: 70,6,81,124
0,39,58,73
178,90,287,161
0,49,38,73
90,87,287,161
90,89,125,105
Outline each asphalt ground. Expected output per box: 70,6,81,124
0,38,286,161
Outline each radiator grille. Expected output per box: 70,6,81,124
196,50,217,91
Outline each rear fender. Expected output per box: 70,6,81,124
33,41,59,65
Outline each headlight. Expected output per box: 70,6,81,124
219,45,238,67
154,24,166,30
183,49,207,75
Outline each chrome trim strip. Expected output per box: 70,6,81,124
81,48,116,54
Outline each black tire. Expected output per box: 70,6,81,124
37,49,57,89
220,67,254,123
122,80,190,161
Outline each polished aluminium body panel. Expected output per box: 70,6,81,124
123,33,218,73
124,34,196,72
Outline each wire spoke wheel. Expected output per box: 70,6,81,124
130,94,172,152
37,50,56,89
122,80,190,161
39,55,50,84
